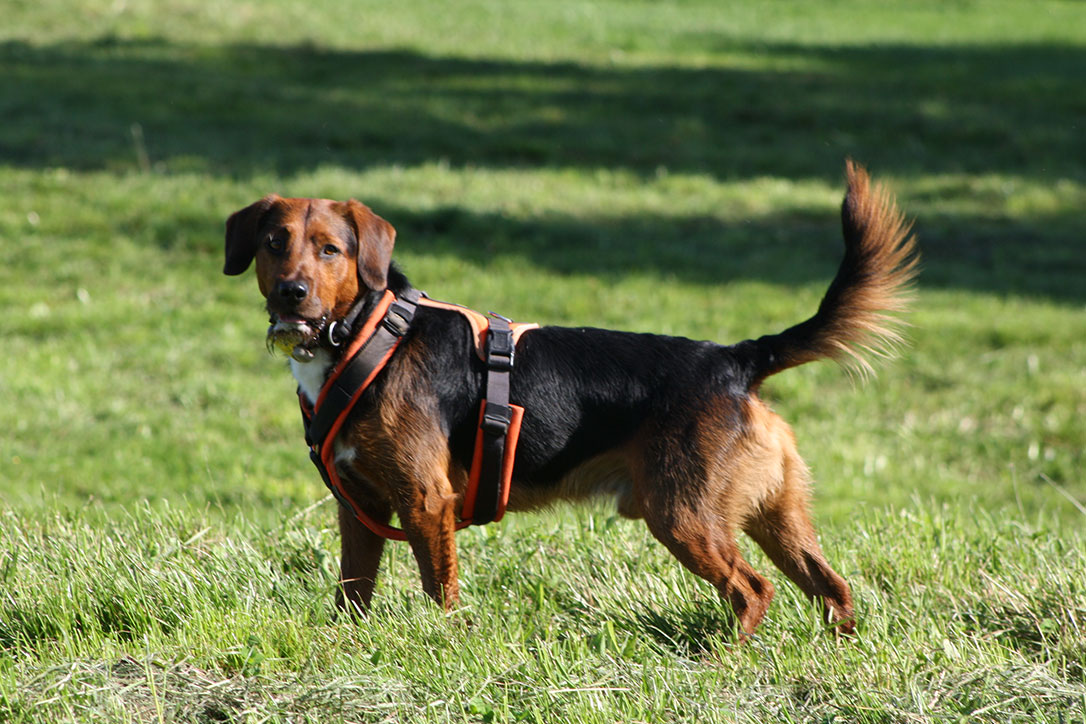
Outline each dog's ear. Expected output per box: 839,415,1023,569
224,195,280,276
336,200,396,291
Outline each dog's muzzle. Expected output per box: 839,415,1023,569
267,316,326,361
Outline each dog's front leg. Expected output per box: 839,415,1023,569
335,502,391,615
397,477,461,610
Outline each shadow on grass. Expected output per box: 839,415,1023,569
3,37,1084,300
368,201,1086,303
4,37,1084,180
623,603,740,657
955,602,1086,681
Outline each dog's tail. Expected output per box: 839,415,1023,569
741,161,919,389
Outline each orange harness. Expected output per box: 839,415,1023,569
298,289,537,541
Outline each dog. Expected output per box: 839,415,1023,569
223,161,917,637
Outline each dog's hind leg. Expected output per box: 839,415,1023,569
635,438,776,638
741,448,855,634
336,502,391,615
643,503,775,637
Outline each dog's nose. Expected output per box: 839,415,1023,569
275,280,309,304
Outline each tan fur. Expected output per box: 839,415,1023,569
808,160,919,376
506,451,637,514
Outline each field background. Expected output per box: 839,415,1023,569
2,1,1084,721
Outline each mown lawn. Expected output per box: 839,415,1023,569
1,1,1084,721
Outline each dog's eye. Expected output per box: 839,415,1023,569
321,244,341,257
265,236,285,254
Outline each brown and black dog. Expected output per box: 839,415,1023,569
223,162,917,637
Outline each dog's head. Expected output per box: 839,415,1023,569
224,196,395,356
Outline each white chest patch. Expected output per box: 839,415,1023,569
333,439,358,466
291,351,361,471
290,349,334,406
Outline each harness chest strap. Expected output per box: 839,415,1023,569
299,290,535,541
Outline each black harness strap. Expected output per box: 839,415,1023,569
304,291,419,448
470,313,515,526
298,290,524,540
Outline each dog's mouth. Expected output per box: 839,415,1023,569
266,314,327,361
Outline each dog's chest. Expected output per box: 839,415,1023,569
290,350,334,407
291,350,359,466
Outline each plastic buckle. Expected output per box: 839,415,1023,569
382,303,412,336
481,402,512,436
487,328,514,370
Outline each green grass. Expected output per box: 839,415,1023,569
2,0,1085,721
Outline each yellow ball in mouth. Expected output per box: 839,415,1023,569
267,321,311,356
269,334,300,355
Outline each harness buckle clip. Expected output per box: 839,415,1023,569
481,402,513,436
486,327,515,370
383,302,413,337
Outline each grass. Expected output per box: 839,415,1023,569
2,0,1085,721
2,505,1085,722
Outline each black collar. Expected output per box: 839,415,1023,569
286,288,406,363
